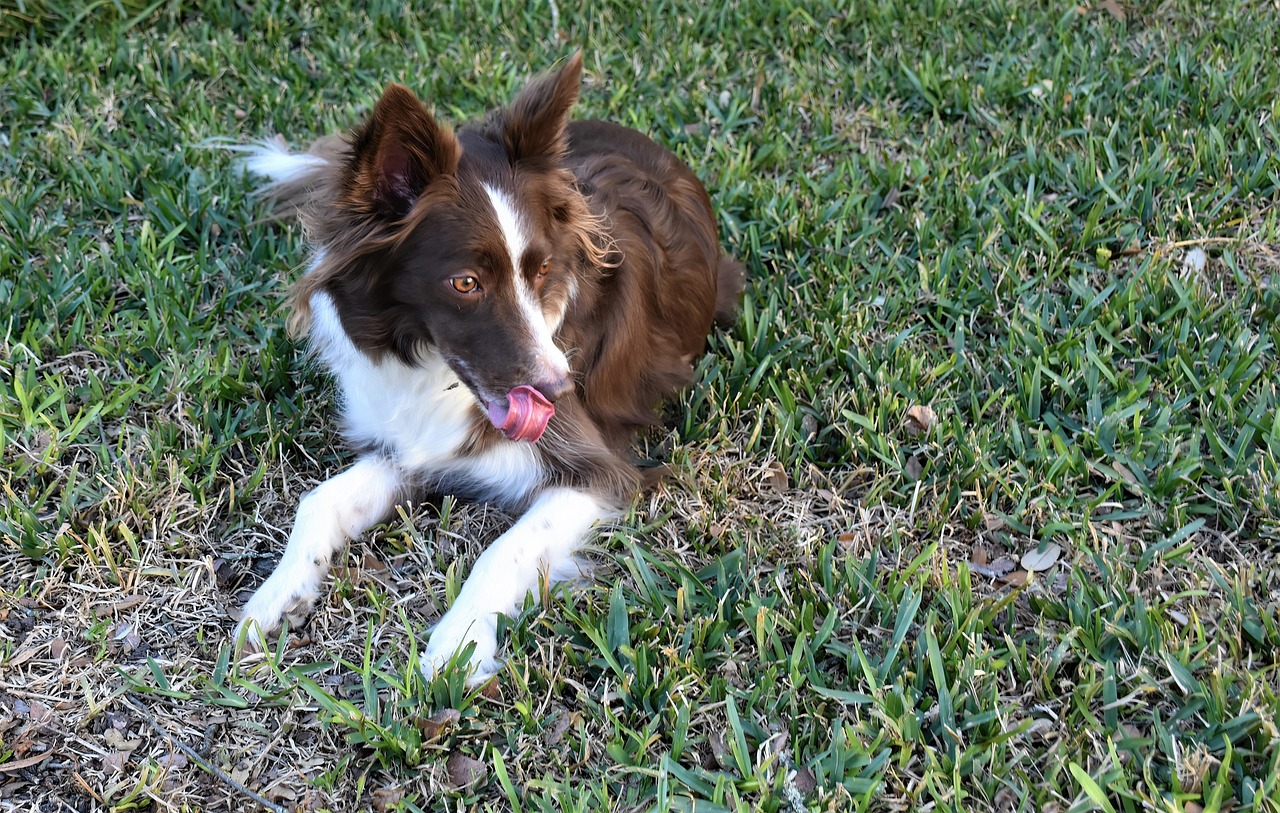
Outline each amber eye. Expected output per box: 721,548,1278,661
450,276,480,294
537,258,551,278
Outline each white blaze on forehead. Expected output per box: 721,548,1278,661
482,183,570,379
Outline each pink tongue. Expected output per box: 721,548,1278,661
487,385,555,443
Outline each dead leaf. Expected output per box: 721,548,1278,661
212,558,239,589
50,638,68,660
477,678,501,701
417,708,460,742
445,753,487,789
994,786,1019,811
5,646,40,669
156,753,189,770
1020,543,1062,572
1096,0,1126,21
103,729,142,751
543,710,576,746
709,730,735,771
765,461,789,492
371,787,405,813
836,531,856,550
971,557,1016,579
792,765,817,794
905,404,936,436
971,544,990,567
27,701,50,723
984,513,1007,532
0,750,54,773
1112,460,1138,485
102,751,129,774
1002,570,1030,586
905,455,924,480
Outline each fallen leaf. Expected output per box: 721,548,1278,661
905,404,936,436
445,753,487,789
1021,543,1062,572
0,751,54,773
905,455,924,480
792,765,817,794
417,708,460,742
102,751,129,774
1096,0,1126,21
103,729,142,751
50,638,69,660
971,557,1016,579
836,531,856,549
477,678,501,701
371,787,405,813
27,701,50,723
766,461,789,492
6,645,41,668
709,730,735,771
984,513,1007,532
971,544,990,566
543,710,575,746
156,753,189,770
1002,570,1030,586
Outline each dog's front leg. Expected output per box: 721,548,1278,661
423,487,617,684
235,456,403,647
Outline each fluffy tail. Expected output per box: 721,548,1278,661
222,134,346,215
713,255,747,326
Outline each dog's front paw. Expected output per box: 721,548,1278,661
421,611,500,686
234,576,318,650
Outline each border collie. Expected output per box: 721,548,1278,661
231,54,744,683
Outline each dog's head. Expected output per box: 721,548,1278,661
299,54,605,442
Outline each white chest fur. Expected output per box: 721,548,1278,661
307,291,544,505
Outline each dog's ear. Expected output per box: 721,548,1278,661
504,52,582,163
347,84,459,216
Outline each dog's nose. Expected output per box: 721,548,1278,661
533,371,574,402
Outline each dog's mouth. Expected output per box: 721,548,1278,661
485,385,555,443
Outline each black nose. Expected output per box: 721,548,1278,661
534,373,574,402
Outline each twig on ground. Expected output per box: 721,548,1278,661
122,695,288,813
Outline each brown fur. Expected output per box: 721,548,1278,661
263,54,744,506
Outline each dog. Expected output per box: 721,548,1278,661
231,53,744,683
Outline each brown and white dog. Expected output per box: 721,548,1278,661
232,54,743,683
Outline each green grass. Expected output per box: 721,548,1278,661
2,0,1279,810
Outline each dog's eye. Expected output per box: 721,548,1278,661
450,276,480,294
538,258,551,277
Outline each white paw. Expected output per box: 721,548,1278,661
233,574,318,650
421,611,500,686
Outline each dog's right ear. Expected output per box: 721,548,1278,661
345,84,459,217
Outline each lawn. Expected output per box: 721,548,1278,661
1,0,1278,810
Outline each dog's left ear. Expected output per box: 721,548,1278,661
504,52,583,163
